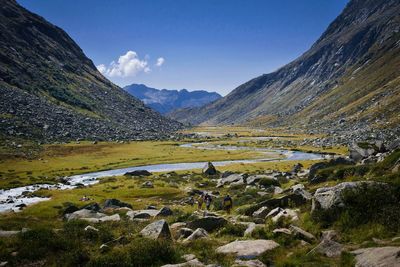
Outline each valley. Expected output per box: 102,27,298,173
0,126,399,266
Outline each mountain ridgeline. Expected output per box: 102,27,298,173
124,84,221,114
0,0,181,142
169,0,400,136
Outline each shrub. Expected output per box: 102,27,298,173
313,183,400,234
216,223,247,237
259,178,280,188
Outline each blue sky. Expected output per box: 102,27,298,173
18,0,348,95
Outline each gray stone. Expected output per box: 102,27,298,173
216,239,279,259
289,225,316,243
312,181,387,213
309,239,343,257
140,219,172,240
203,162,217,176
252,207,269,219
183,228,209,243
351,246,400,267
233,259,266,267
66,209,106,221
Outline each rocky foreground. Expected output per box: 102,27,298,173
0,138,399,266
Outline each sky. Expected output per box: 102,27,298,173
18,0,349,96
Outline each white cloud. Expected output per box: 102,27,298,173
155,57,165,67
96,51,150,78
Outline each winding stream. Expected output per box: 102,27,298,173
0,141,323,213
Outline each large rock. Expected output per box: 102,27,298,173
183,228,209,243
203,162,217,176
309,235,343,258
65,209,106,221
312,181,387,213
187,216,227,232
266,207,298,223
246,189,310,216
216,240,279,259
127,209,159,219
103,199,132,209
351,246,400,267
289,225,316,243
157,207,174,217
140,219,172,240
252,207,269,219
233,259,266,267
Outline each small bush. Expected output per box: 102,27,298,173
259,178,280,188
216,223,247,237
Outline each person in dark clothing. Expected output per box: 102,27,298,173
223,194,233,214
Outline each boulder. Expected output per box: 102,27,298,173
161,258,205,267
103,199,132,209
125,170,152,176
126,209,159,220
266,208,298,223
203,162,217,176
246,189,310,216
309,239,343,257
187,216,227,232
252,207,269,219
217,174,244,187
177,228,194,239
312,181,387,213
157,207,173,217
289,225,316,243
233,259,266,267
0,230,20,237
170,222,187,232
84,225,99,232
351,246,400,267
141,181,154,188
183,228,209,243
216,240,279,259
66,209,106,221
140,219,172,240
272,228,292,236
244,223,264,237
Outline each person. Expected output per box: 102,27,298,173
197,193,204,209
205,193,212,210
223,194,233,214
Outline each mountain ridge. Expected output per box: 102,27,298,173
0,0,181,142
124,83,221,114
169,0,400,137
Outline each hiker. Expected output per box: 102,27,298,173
197,193,204,209
223,194,233,214
205,193,212,210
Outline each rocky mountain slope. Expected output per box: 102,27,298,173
124,84,221,114
0,0,181,142
169,0,400,135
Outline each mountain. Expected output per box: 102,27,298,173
124,84,221,114
0,0,181,142
169,0,400,134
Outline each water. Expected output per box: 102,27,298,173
0,141,323,213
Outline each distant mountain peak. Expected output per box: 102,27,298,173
124,84,221,114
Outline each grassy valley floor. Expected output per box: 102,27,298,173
1,127,399,266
